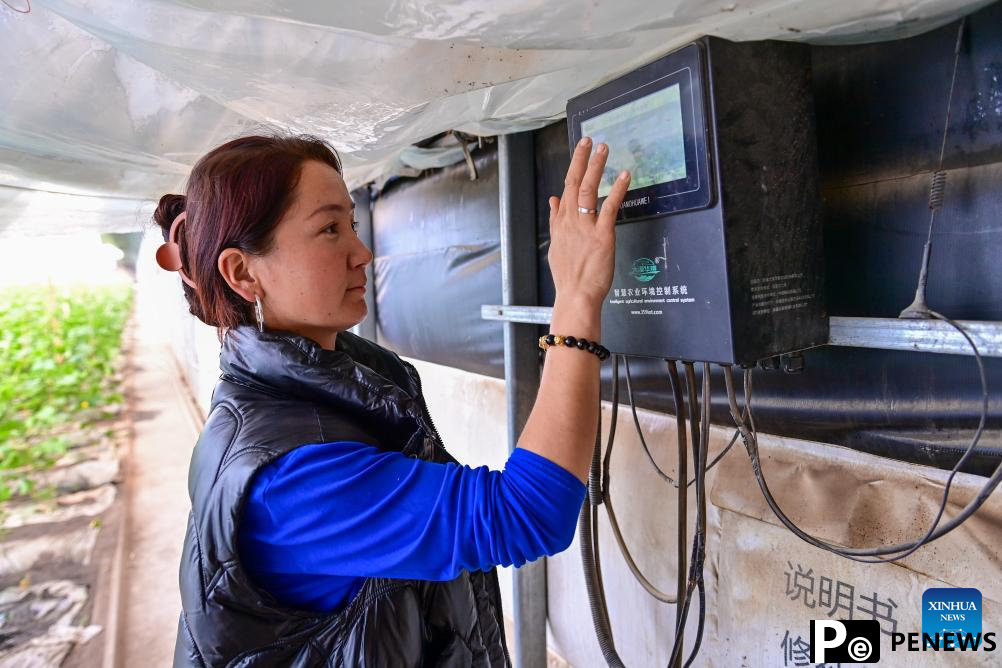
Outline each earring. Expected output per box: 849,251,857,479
254,296,265,333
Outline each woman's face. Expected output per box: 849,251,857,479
252,160,373,349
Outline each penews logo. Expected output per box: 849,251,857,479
806,587,996,662
810,620,880,663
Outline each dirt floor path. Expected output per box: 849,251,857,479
117,285,202,667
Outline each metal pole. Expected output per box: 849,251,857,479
498,132,546,668
351,185,377,342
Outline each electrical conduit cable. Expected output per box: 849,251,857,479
683,363,712,668
625,356,680,486
579,359,626,668
583,353,699,667
666,360,690,667
580,356,736,666
601,356,679,602
674,361,688,668
666,363,705,667
723,352,995,562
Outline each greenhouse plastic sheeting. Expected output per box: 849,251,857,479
0,0,992,235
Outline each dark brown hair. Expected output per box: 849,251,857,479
153,134,343,329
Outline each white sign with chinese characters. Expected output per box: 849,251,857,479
708,511,1002,666
695,426,1002,667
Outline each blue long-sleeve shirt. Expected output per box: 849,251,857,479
238,442,586,612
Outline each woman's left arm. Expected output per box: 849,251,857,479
239,440,585,582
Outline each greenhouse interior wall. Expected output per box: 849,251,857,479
140,4,1002,665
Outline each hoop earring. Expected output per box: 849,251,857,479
254,296,265,333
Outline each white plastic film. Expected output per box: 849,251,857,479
0,0,993,235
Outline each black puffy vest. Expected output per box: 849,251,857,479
173,326,510,667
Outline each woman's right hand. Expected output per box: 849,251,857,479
547,137,632,307
519,138,631,482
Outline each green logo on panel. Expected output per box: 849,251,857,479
630,258,660,282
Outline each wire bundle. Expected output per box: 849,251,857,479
579,357,743,667
725,314,993,564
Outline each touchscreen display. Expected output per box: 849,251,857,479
580,84,688,198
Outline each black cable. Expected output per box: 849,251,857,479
579,354,677,668
725,332,994,561
668,364,713,667
579,396,627,667
579,499,625,667
684,369,746,488
601,355,620,501
602,473,679,602
625,356,680,486
592,411,612,618
685,579,706,668
667,366,696,667
682,363,711,668
686,428,739,488
667,363,703,665
606,356,679,602
683,363,701,492
740,333,989,563
665,565,697,668
582,356,726,667
669,361,688,668
589,367,605,507
592,501,613,641
665,361,689,483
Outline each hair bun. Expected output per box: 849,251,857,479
153,194,186,240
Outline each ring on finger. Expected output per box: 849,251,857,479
577,206,598,215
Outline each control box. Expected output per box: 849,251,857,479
567,37,828,364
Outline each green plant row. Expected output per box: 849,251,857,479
0,284,133,484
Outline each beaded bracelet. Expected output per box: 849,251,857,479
538,334,611,361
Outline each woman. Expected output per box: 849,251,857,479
159,134,630,667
